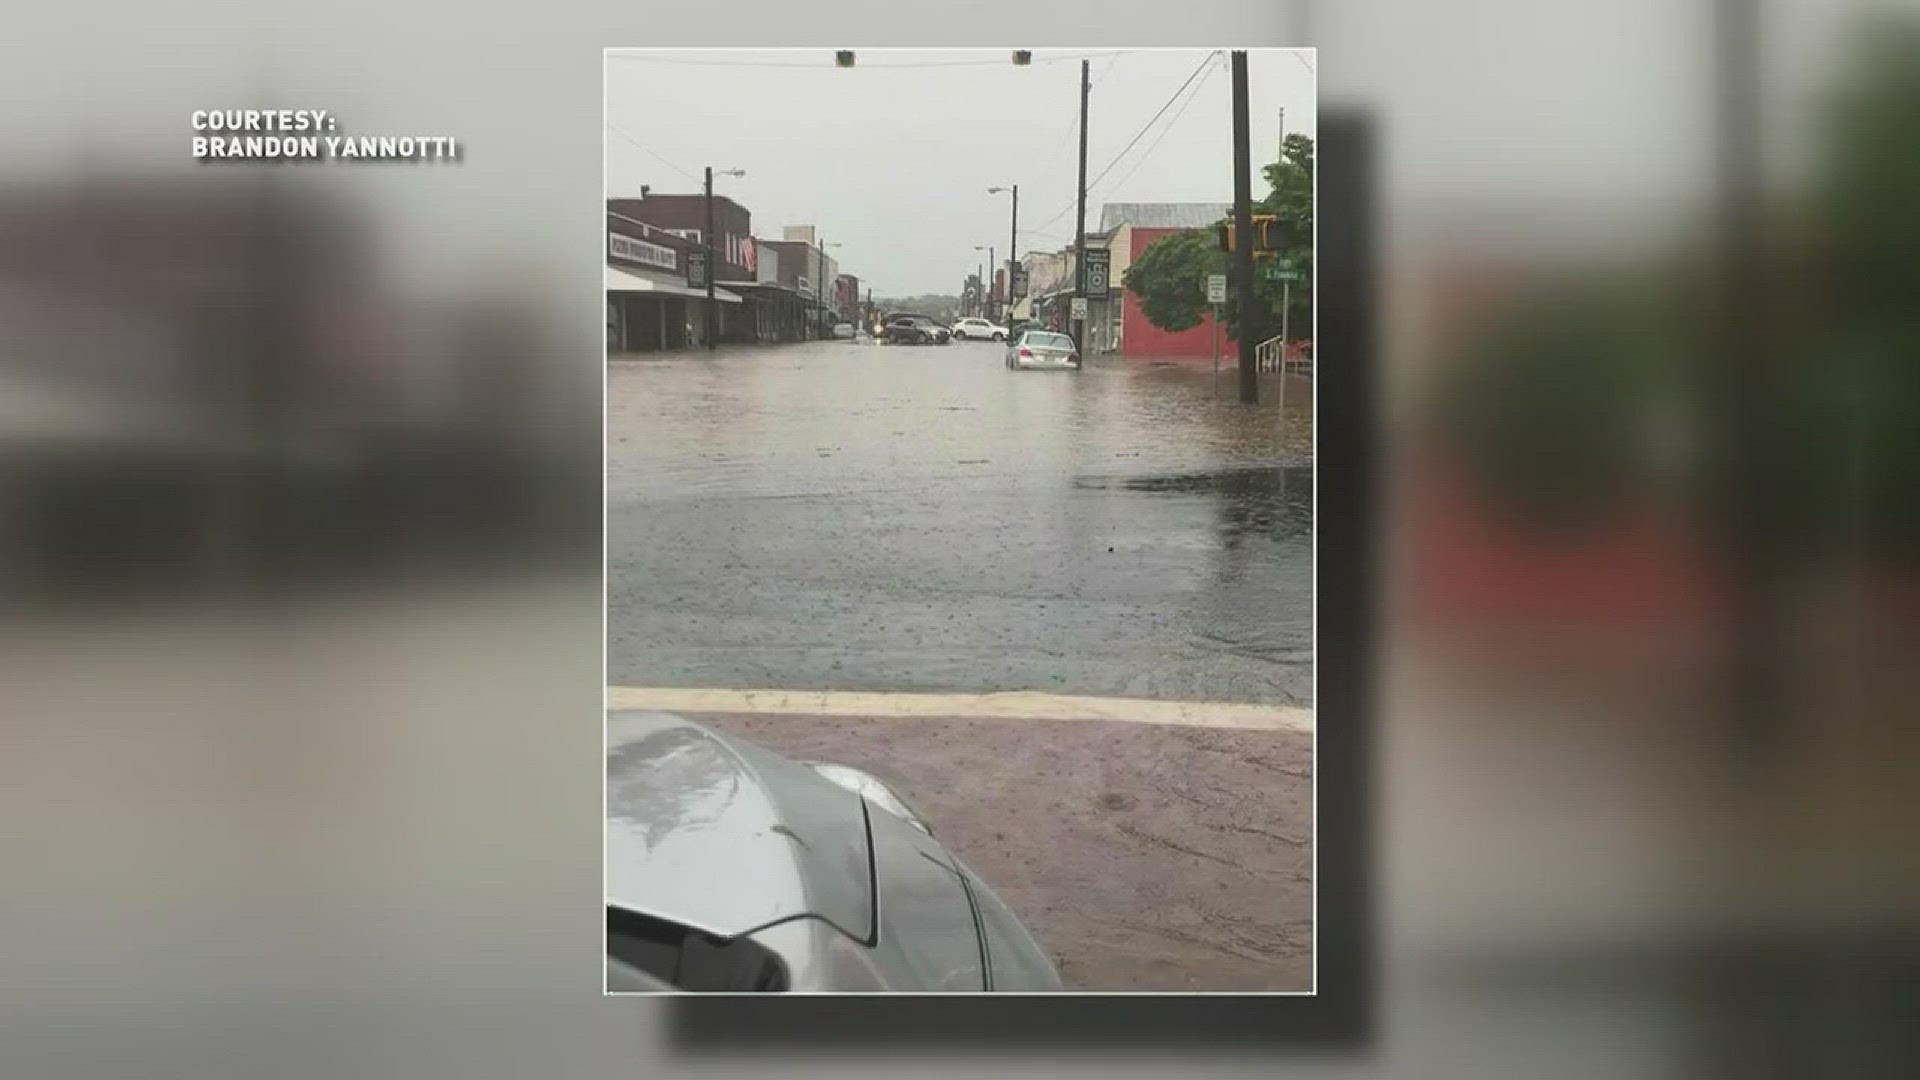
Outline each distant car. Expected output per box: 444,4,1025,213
881,315,950,345
1005,329,1081,370
950,317,1008,342
831,322,856,339
607,711,1065,992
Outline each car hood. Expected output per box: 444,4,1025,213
606,711,873,942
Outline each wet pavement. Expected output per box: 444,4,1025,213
695,708,1314,990
608,338,1313,706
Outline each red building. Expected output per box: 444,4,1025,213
1104,203,1233,359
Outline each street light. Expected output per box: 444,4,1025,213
703,167,746,350
988,185,1018,326
818,239,843,336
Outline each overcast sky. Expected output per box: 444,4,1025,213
606,49,1314,297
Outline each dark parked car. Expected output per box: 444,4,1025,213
607,711,1064,992
881,314,951,345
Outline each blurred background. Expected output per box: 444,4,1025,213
3,2,1919,1077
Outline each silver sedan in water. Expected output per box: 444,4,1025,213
1004,329,1082,370
606,711,1065,992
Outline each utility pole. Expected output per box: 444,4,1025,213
1231,50,1259,404
1072,58,1090,352
988,187,1020,321
1009,184,1018,323
815,234,824,339
703,166,717,350
1277,106,1285,163
980,245,994,321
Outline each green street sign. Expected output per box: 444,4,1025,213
1260,264,1305,283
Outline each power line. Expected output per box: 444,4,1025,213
604,122,700,184
1022,53,1125,198
606,50,1132,69
1083,51,1219,193
1028,50,1219,236
1101,52,1224,200
1038,95,1086,172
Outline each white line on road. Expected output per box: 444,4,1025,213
606,687,1312,733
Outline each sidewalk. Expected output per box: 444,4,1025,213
624,690,1314,992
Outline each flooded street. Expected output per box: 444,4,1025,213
609,338,1312,706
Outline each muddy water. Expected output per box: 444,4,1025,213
609,339,1313,706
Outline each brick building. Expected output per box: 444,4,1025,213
760,238,837,335
833,274,860,320
608,193,757,280
606,194,753,348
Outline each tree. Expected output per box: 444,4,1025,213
1258,133,1314,341
1119,229,1216,332
873,294,962,322
1121,133,1313,342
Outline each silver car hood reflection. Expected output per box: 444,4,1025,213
606,711,873,942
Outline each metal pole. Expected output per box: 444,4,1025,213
1280,277,1290,350
1072,59,1090,352
1230,51,1259,404
703,166,718,350
1279,278,1289,414
816,235,824,339
1211,303,1220,395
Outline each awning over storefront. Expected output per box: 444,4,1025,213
605,265,742,303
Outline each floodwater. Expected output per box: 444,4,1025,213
608,338,1313,706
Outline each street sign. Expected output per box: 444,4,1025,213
1206,273,1228,305
686,249,710,290
1070,296,1088,320
1259,263,1304,284
1082,249,1110,292
1010,268,1029,299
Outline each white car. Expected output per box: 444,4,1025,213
1004,329,1081,370
949,317,1008,342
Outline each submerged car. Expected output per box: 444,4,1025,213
950,317,1008,341
881,315,950,345
606,711,1064,992
1005,329,1082,370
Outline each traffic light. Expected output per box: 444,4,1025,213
1252,214,1280,254
1215,214,1283,257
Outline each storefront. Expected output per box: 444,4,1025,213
606,265,742,353
724,282,811,343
